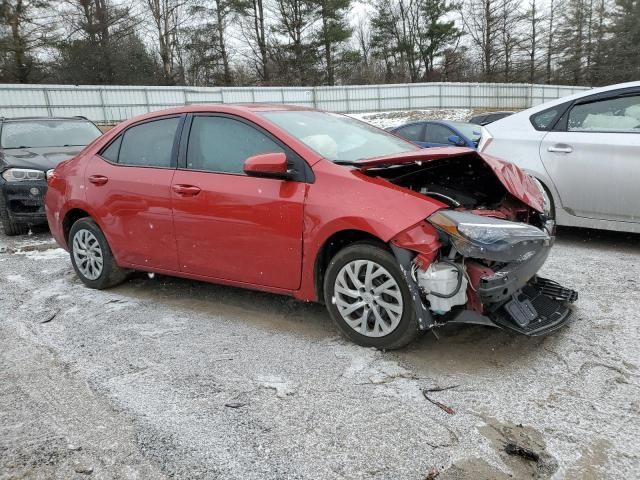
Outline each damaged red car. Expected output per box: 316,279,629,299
45,105,577,349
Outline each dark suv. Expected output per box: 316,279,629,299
0,117,102,235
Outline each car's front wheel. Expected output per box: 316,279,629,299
323,242,419,349
0,195,28,236
69,218,128,289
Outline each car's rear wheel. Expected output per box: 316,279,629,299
0,196,28,236
323,242,419,349
69,218,128,289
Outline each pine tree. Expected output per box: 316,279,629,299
316,0,351,86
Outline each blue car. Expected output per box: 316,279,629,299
390,120,482,149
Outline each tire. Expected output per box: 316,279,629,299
323,242,420,350
69,218,128,289
0,195,28,236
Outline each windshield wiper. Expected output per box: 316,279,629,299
333,160,359,166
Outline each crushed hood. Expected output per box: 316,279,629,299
0,146,83,172
354,147,545,212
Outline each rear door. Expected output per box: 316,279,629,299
85,115,183,269
393,123,426,147
171,114,306,289
539,91,640,223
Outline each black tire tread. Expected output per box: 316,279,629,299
0,195,28,236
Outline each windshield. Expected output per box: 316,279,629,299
451,122,482,143
260,111,418,162
1,120,101,149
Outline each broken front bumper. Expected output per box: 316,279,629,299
393,238,578,336
0,179,48,225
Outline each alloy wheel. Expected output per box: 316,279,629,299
334,259,403,338
72,229,104,280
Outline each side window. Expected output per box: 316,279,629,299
100,135,122,162
395,124,424,142
531,107,561,131
425,124,454,144
118,117,180,167
186,116,284,174
568,95,640,132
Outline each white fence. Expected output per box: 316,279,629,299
0,82,590,123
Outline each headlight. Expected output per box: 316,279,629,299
428,210,550,262
1,168,46,182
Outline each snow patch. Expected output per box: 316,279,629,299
256,375,297,398
348,108,473,129
15,248,68,261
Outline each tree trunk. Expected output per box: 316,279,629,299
215,0,232,85
252,0,269,82
530,0,537,83
484,0,493,81
546,0,554,83
321,2,334,86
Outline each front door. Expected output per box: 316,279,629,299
421,123,456,148
539,92,640,223
85,116,182,270
171,114,306,290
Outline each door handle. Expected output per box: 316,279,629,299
172,184,201,196
88,175,109,186
547,145,573,154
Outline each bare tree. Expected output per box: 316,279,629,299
461,0,503,81
144,0,190,84
0,0,53,82
232,0,270,83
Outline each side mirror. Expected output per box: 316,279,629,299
447,135,466,147
243,152,290,179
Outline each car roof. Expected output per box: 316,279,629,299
149,103,318,115
108,103,321,129
395,119,454,128
484,80,640,133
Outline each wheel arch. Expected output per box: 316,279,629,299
62,208,93,245
313,229,388,304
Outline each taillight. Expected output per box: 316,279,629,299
478,127,493,152
479,137,493,153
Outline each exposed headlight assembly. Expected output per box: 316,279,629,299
1,168,46,182
428,210,550,262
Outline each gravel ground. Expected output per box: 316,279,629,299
1,225,639,480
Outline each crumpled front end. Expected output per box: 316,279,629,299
390,208,577,336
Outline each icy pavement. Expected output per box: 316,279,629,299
348,109,474,129
1,227,639,479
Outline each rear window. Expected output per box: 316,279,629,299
102,117,180,168
394,124,424,142
1,119,101,149
530,108,561,131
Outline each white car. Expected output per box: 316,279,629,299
479,81,640,234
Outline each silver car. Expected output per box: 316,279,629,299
479,81,640,234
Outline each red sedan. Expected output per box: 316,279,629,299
45,105,577,349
